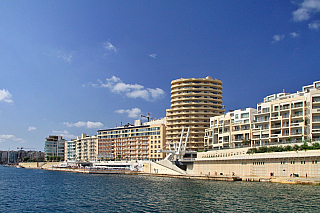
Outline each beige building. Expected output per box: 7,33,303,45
192,147,320,178
204,80,320,150
204,108,257,149
252,80,320,146
166,76,224,152
97,119,166,161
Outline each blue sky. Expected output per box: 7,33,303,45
0,0,319,151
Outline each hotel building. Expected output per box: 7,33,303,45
97,119,166,161
166,76,224,151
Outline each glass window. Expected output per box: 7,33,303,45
241,113,249,118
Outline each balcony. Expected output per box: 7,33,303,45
271,125,281,129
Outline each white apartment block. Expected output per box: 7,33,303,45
204,80,320,150
252,80,320,146
65,139,76,161
204,108,257,149
65,134,98,162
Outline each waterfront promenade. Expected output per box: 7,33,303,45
36,165,320,185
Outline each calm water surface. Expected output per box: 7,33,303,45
0,166,319,212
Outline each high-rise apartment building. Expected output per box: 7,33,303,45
45,135,66,160
97,119,166,161
166,76,224,151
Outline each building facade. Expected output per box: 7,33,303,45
44,135,66,160
65,139,76,161
252,80,320,146
194,148,320,178
65,134,98,162
204,108,257,149
97,119,166,161
204,80,320,150
166,76,224,151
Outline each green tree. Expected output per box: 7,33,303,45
312,142,320,150
22,156,30,162
284,145,292,152
293,144,300,151
258,146,268,153
300,142,310,151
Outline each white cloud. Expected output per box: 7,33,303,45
63,121,104,129
308,20,320,30
57,50,73,62
292,0,320,21
149,54,157,58
87,121,104,129
272,34,285,43
126,90,150,99
28,126,36,131
290,32,300,38
0,134,25,143
115,108,142,118
112,82,144,93
0,89,13,103
102,41,118,53
147,88,165,99
52,130,77,139
90,76,165,101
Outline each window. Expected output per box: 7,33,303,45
241,113,249,118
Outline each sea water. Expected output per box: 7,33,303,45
0,165,319,212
